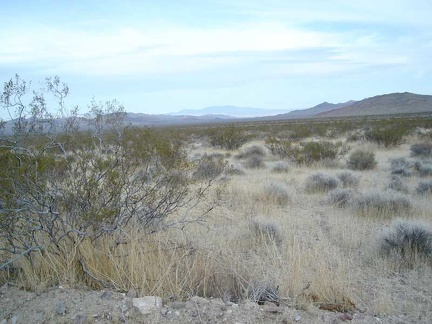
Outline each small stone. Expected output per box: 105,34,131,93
126,289,137,298
132,296,163,315
55,301,66,315
264,304,281,314
295,314,302,322
100,290,112,300
190,296,209,304
75,314,87,324
0,284,8,295
339,313,353,321
8,316,17,324
167,301,186,310
226,309,233,315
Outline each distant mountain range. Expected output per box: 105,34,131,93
169,105,289,118
5,92,429,131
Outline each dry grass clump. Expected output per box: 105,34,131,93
416,180,432,195
249,217,283,246
225,165,246,176
387,175,409,193
236,145,266,159
389,157,413,177
336,171,360,188
271,161,290,173
193,153,226,180
261,182,291,205
380,219,432,266
351,189,412,216
413,161,432,177
347,150,377,170
327,188,355,207
305,172,339,193
410,143,432,157
248,279,280,305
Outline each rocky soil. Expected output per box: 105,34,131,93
0,284,424,323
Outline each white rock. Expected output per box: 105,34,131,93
132,296,162,315
295,314,302,322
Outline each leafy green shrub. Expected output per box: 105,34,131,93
208,125,251,150
271,161,290,173
416,180,432,194
364,127,408,147
265,138,348,165
410,143,432,157
327,188,355,207
336,171,360,188
305,173,339,193
347,150,377,170
351,190,412,216
380,219,432,265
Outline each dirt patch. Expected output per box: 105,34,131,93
0,284,424,323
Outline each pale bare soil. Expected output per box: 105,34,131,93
1,137,432,323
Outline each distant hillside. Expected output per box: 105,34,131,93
125,112,235,126
169,105,289,118
316,92,432,118
266,100,356,120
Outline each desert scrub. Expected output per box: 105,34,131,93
410,143,432,158
265,138,348,165
347,149,377,170
327,188,355,207
225,165,246,176
387,175,409,193
416,180,432,194
413,161,432,177
364,126,408,147
208,125,251,150
261,182,290,205
305,172,339,193
235,145,266,159
271,161,290,173
243,154,265,169
193,153,226,180
380,219,432,266
250,217,283,246
389,157,412,177
351,190,412,217
336,171,360,188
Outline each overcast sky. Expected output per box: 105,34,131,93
1,0,432,115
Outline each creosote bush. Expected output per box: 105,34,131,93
305,173,339,193
0,75,221,288
364,126,408,147
351,190,412,216
347,150,377,170
208,125,251,150
265,138,348,165
380,219,432,265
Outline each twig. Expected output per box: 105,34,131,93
0,246,43,270
79,259,114,289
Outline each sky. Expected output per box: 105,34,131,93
1,0,432,116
